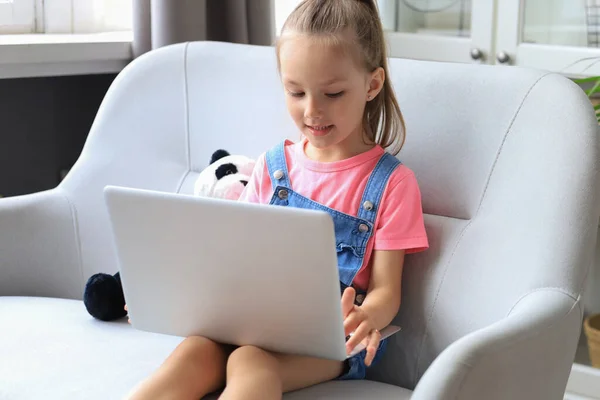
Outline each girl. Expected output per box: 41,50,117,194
127,0,428,399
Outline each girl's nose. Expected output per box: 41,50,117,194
304,96,323,120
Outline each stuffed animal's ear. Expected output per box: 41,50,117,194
210,150,230,165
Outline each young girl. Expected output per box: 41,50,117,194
127,0,428,399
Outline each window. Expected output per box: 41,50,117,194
0,0,133,80
0,0,35,34
0,0,132,34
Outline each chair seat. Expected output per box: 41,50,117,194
203,381,413,400
1,296,183,399
1,296,412,399
284,381,412,399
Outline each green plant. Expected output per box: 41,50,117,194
573,75,600,124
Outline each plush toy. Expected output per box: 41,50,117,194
193,149,256,200
83,149,256,321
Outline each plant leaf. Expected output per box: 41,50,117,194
574,76,600,84
586,79,600,96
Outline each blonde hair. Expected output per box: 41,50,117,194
276,0,406,155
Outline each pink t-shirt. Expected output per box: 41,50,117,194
239,139,428,291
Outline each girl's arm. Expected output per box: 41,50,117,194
342,249,405,365
360,249,405,330
343,170,426,363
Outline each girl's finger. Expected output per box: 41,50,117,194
343,307,362,337
364,329,381,366
341,287,355,318
346,321,371,354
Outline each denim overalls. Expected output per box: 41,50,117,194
265,141,401,380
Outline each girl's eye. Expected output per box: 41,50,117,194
326,91,344,98
288,91,304,98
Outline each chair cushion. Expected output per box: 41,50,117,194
0,296,183,399
284,381,412,399
203,381,413,399
0,297,412,399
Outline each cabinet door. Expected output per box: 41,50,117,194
496,0,600,76
382,0,495,64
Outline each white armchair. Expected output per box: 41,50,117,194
1,41,598,399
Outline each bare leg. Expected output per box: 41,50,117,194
274,352,345,393
125,336,231,400
219,345,344,400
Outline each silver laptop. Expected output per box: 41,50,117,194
103,185,399,361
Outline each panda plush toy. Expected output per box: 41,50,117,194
193,149,256,200
83,149,256,321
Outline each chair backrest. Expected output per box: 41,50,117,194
59,41,599,389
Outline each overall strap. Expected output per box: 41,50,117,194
356,153,401,224
265,140,292,191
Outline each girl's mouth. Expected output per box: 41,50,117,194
307,124,333,136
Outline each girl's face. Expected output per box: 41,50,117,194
278,34,384,160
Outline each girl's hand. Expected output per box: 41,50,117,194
341,287,381,366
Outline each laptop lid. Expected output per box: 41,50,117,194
103,185,349,361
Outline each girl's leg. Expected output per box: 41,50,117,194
126,336,231,400
219,345,344,400
274,352,345,393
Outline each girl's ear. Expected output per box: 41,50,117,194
366,67,385,101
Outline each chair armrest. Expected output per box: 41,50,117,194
0,189,83,299
411,289,582,400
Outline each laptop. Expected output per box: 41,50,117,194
103,185,400,361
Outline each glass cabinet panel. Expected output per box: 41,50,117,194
522,0,597,48
379,0,472,38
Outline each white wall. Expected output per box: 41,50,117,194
274,0,302,35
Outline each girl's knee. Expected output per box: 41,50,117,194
179,336,219,352
227,345,279,374
175,336,227,367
